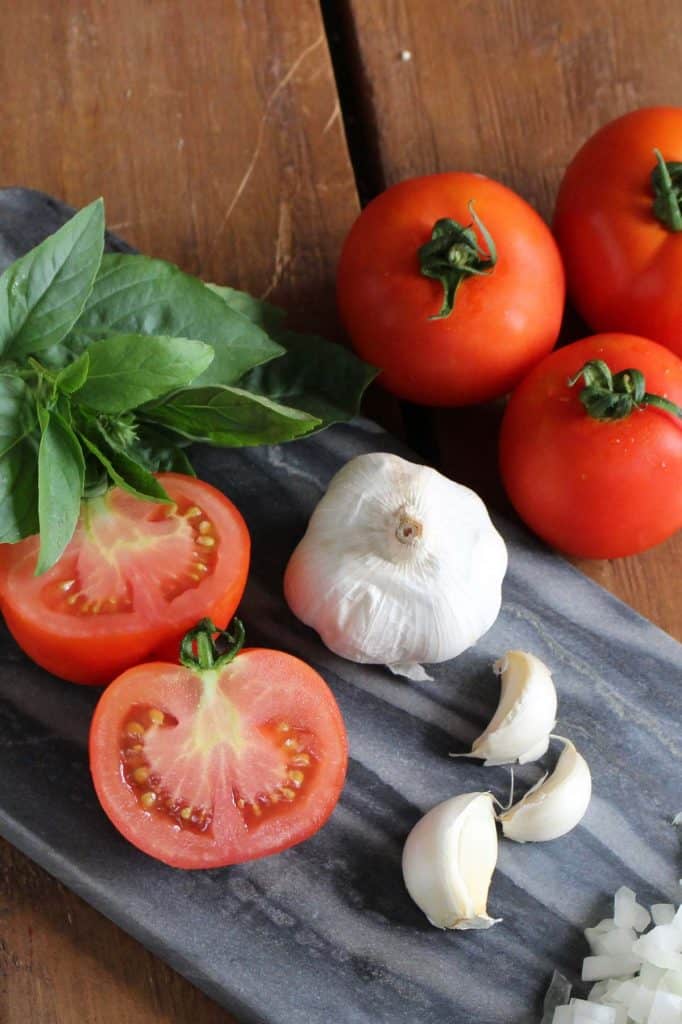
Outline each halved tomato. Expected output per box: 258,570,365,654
89,620,348,867
0,474,249,685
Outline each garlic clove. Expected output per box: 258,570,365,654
498,736,592,843
402,791,501,930
464,651,558,766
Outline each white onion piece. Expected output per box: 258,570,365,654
582,955,642,982
614,886,651,932
629,982,655,1022
632,924,682,971
572,998,618,1021
649,988,682,1023
652,904,677,926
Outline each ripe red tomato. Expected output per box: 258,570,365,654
337,173,565,406
0,474,250,685
499,334,682,558
89,620,348,868
554,107,682,358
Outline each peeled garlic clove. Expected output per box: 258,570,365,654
284,452,507,680
402,792,501,930
467,651,558,766
498,737,591,843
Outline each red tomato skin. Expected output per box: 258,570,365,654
554,108,682,359
337,173,565,406
0,474,250,686
89,649,348,868
499,334,682,559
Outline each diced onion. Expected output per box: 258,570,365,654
652,905,676,927
582,955,642,982
550,885,682,1024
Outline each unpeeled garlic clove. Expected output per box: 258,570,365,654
465,651,558,766
498,737,591,843
402,792,501,930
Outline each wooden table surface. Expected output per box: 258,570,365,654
0,2,679,1021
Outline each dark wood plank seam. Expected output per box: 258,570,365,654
319,0,440,461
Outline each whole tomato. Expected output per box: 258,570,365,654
499,334,682,559
337,174,565,406
554,107,682,358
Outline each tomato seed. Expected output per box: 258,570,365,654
127,721,145,737
198,520,212,534
148,708,165,726
140,792,157,809
185,506,201,519
291,753,310,767
133,767,150,784
288,770,304,786
197,536,215,548
277,721,291,733
280,788,295,801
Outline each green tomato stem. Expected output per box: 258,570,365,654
418,201,497,319
180,617,246,672
568,359,682,421
651,148,682,232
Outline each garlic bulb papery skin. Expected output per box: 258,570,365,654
498,737,592,843
467,651,558,766
284,453,508,681
402,792,501,930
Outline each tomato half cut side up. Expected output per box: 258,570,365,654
89,620,349,868
0,474,250,685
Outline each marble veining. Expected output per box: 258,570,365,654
0,190,679,1024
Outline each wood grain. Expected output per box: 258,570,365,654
0,2,360,1022
0,2,680,1022
342,0,682,639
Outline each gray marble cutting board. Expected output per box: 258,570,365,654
0,189,680,1024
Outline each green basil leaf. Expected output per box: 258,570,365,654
144,385,321,446
36,408,85,573
208,287,377,430
240,329,378,430
205,283,285,332
78,425,170,503
0,199,104,359
79,254,283,385
0,377,39,541
75,334,214,413
56,350,90,394
131,423,196,477
40,329,91,371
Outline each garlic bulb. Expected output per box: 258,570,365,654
402,792,500,929
284,452,507,681
498,737,591,843
463,650,558,765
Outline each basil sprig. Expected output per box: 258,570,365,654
0,199,376,572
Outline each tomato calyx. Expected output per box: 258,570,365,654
418,201,497,319
568,359,682,422
651,148,682,232
180,616,246,672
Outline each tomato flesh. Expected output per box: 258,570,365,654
89,649,348,867
0,474,250,685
